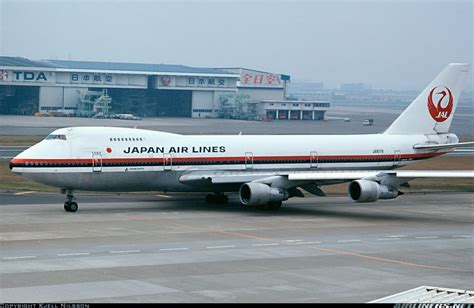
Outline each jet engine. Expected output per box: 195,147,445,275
239,182,289,206
348,179,399,203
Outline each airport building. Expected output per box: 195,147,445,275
0,56,329,120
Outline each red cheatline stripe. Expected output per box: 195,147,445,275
10,152,443,164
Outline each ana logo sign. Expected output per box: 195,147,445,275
427,86,453,122
0,70,8,81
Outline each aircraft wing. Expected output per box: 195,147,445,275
287,170,474,181
180,170,474,187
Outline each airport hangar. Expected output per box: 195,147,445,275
0,56,329,120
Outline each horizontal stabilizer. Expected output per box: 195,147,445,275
413,141,474,150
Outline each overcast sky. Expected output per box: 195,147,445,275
0,0,472,90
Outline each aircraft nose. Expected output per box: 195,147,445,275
9,154,22,171
9,146,32,171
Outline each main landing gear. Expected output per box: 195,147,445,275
62,189,78,212
205,193,228,204
256,201,282,211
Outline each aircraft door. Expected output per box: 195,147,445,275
393,150,401,166
310,151,318,168
245,152,253,170
92,152,102,172
164,153,172,171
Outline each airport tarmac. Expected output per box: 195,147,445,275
0,105,473,137
1,192,473,303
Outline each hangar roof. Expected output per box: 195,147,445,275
46,59,234,75
0,56,237,77
0,56,57,68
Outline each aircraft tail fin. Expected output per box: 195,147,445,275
384,63,469,135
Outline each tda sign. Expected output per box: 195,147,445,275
13,71,49,82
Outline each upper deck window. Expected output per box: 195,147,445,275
45,134,67,140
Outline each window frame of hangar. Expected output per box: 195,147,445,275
192,109,213,113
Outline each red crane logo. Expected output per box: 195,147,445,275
428,86,453,122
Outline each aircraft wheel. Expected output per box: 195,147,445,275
268,202,282,211
218,195,228,204
256,202,282,211
205,194,214,203
68,202,78,212
256,203,270,210
205,194,228,204
64,202,71,212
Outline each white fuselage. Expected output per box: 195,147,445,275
10,126,450,192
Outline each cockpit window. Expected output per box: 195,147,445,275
45,134,67,140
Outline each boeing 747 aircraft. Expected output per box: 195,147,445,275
9,63,474,212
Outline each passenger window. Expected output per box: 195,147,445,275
45,134,67,140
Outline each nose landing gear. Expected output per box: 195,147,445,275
62,189,78,212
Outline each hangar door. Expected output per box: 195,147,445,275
155,90,192,117
0,86,39,115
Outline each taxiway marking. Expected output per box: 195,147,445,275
57,252,90,257
191,224,474,273
295,241,322,245
252,243,279,247
109,250,141,254
2,256,36,260
13,191,36,195
206,245,235,249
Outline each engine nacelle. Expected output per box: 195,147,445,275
239,182,288,206
348,179,399,203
